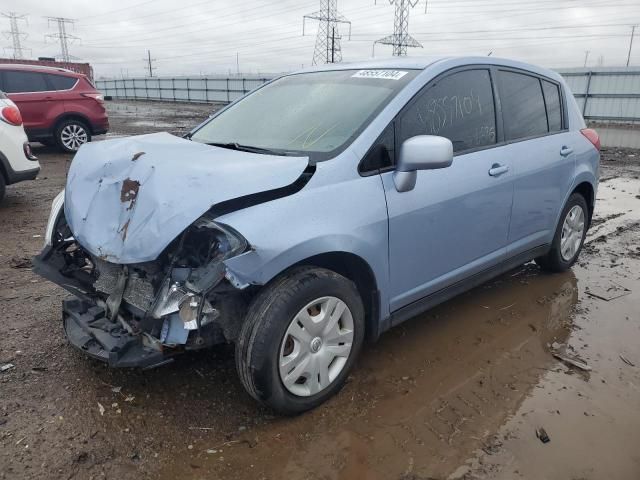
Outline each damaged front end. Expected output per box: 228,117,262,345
34,191,251,369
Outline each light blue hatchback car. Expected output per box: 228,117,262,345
35,56,600,414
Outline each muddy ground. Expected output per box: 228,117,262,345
1,100,639,480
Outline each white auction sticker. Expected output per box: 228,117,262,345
352,70,408,80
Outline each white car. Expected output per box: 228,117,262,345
0,91,40,201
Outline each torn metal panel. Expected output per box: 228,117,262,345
65,132,308,264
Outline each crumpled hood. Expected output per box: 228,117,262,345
65,132,308,264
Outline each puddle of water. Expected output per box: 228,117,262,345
462,255,640,480
158,267,578,480
588,176,640,241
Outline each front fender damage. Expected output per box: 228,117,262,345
33,209,254,369
35,134,316,369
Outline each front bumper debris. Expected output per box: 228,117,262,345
35,206,250,369
63,297,174,369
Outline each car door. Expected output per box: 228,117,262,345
380,67,514,313
494,70,575,254
2,70,53,134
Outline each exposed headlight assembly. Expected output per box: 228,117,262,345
181,217,248,293
151,216,248,329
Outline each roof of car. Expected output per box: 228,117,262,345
300,56,451,72
290,55,563,83
0,63,78,75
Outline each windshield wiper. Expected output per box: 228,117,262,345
206,142,287,156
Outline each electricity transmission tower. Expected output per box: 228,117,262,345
303,0,351,65
45,17,78,62
2,12,29,59
374,0,425,56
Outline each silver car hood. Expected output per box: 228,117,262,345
64,132,308,263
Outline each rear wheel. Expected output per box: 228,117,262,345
55,119,91,153
236,267,365,415
536,193,588,272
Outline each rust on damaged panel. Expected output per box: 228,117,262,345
120,178,140,211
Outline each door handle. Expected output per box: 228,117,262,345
488,163,509,177
560,146,574,157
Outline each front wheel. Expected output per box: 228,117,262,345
236,267,365,415
55,119,91,153
536,193,588,272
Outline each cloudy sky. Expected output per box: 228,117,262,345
2,0,640,78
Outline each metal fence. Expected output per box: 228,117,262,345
95,75,273,104
557,67,640,124
97,68,640,122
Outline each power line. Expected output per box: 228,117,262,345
86,0,316,44
80,0,640,73
1,12,29,59
82,0,213,27
374,0,425,56
45,17,79,62
87,30,633,68
80,0,162,20
84,18,637,52
303,0,351,65
82,0,637,47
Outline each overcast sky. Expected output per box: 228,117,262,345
2,0,640,78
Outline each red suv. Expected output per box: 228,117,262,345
0,64,109,152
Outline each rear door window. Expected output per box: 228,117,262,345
46,74,77,90
398,69,497,153
541,80,562,132
498,71,547,140
3,71,49,93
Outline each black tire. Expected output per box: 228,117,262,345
0,174,5,202
55,119,91,153
236,267,365,415
535,193,589,272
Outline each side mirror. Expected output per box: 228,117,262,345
393,135,453,192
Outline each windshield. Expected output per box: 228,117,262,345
190,69,418,159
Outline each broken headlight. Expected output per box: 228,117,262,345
176,217,248,292
150,216,248,329
44,189,66,247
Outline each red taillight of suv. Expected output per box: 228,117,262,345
580,128,600,150
1,105,23,126
81,93,104,104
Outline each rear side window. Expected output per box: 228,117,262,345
498,71,547,140
398,69,496,153
542,80,562,132
3,71,49,93
46,74,77,90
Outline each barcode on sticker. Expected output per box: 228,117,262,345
352,70,408,80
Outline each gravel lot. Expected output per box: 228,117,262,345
1,100,640,480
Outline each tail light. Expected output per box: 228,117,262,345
81,93,104,104
0,106,22,126
580,128,600,150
